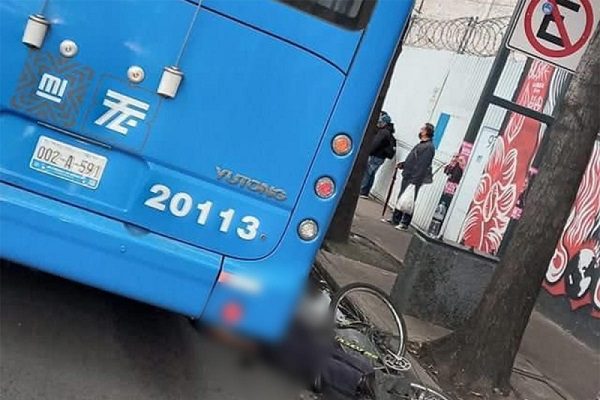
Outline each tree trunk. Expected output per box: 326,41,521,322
326,28,406,243
427,30,600,395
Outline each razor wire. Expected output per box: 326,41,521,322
404,16,511,57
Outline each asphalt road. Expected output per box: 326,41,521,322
0,261,312,400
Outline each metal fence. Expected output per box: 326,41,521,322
404,16,511,57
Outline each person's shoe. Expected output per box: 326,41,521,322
359,194,369,199
395,224,409,231
381,218,395,224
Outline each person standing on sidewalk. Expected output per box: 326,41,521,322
387,123,435,230
360,112,396,198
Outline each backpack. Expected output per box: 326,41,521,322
382,136,396,160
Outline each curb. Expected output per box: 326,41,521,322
313,252,342,293
350,230,405,267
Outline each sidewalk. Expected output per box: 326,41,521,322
318,197,600,400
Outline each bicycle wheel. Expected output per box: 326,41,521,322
329,283,408,370
408,383,450,400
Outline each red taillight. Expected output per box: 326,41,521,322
222,302,243,325
315,176,335,199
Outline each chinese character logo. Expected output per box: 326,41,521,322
36,73,68,103
94,89,150,135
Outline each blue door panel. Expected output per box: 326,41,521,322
201,0,362,71
0,0,344,260
146,9,344,211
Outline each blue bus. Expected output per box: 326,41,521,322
0,0,413,340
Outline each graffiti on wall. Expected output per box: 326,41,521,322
461,60,555,254
544,139,600,318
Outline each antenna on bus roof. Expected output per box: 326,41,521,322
175,0,204,67
39,0,50,14
157,0,204,99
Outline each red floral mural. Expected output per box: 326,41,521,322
544,139,600,318
461,60,555,254
462,140,518,252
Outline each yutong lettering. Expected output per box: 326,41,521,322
216,167,287,202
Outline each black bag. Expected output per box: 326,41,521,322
382,137,396,160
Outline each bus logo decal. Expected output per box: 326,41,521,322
36,73,68,103
94,89,150,135
10,51,94,128
216,166,287,202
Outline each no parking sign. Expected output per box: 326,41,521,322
507,0,599,72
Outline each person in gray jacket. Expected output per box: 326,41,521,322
387,123,435,230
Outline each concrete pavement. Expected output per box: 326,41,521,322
352,200,412,264
0,261,312,400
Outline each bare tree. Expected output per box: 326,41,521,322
426,30,600,396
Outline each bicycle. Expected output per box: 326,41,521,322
329,282,409,373
329,283,450,400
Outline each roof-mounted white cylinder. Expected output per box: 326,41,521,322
22,14,49,49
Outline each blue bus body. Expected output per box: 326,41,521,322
0,0,413,340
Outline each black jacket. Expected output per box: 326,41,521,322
370,126,396,159
402,140,435,185
444,163,463,184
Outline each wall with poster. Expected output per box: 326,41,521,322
544,137,600,321
442,126,499,242
535,136,600,347
460,60,555,255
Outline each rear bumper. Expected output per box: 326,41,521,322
0,182,316,341
0,182,223,317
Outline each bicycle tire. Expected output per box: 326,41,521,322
329,282,408,360
409,383,450,400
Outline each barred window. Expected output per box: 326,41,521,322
278,0,375,30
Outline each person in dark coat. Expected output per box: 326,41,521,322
444,154,465,184
387,123,435,229
360,112,396,198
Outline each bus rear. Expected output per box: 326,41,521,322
0,0,413,340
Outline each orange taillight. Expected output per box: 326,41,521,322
332,134,352,156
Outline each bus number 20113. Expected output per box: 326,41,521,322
144,184,261,241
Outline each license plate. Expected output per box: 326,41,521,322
30,136,107,189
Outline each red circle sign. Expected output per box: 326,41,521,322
524,0,594,58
